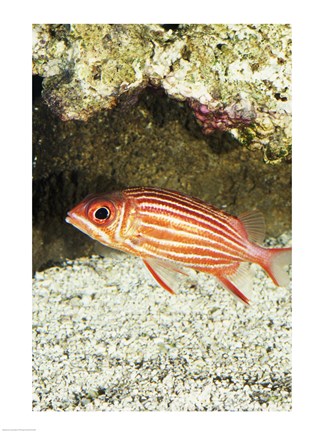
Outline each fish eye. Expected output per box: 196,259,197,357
94,207,110,220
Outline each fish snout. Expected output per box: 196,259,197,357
65,209,78,225
65,206,83,225
66,200,89,224
65,211,73,225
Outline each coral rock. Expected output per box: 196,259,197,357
32,24,291,163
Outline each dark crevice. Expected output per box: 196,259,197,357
161,24,180,31
33,75,44,102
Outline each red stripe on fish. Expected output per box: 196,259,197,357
136,198,246,248
66,187,292,305
127,188,244,242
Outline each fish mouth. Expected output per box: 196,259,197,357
65,211,81,229
65,211,80,228
65,211,77,226
65,213,73,225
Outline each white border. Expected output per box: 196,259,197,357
1,1,323,430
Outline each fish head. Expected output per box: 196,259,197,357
65,191,126,247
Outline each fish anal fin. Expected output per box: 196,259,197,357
143,258,189,295
217,262,254,306
238,209,266,245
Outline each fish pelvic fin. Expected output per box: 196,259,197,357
216,262,254,306
261,247,292,287
142,258,189,295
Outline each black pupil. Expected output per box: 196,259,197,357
94,207,109,220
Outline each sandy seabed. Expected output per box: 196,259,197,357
32,232,292,411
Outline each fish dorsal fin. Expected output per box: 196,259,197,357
217,262,254,306
238,209,265,245
142,258,189,295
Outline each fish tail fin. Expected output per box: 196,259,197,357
261,247,292,287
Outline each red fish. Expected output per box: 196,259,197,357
66,187,291,305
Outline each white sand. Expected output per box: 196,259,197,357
32,232,291,411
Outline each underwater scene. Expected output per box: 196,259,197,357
32,24,292,411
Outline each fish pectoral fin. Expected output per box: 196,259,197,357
216,262,254,306
142,258,189,295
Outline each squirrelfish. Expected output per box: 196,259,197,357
66,187,291,305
